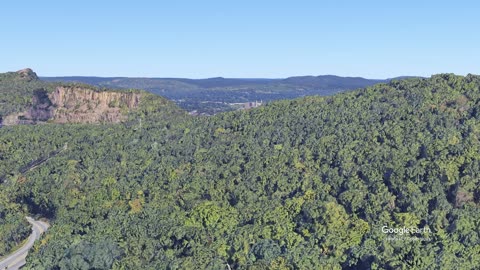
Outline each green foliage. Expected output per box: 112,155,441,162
0,71,53,117
1,73,480,269
0,192,30,257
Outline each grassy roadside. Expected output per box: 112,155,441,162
0,235,30,262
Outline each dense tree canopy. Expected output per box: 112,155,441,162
0,73,479,269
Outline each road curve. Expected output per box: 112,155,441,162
0,217,49,270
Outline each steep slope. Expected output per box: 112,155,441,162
48,87,141,124
0,69,47,117
0,69,181,126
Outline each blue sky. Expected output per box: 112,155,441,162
1,0,478,78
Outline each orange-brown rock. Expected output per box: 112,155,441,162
48,87,141,124
1,86,141,125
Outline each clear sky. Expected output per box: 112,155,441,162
1,0,478,78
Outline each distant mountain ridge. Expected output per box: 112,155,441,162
42,74,413,89
41,74,424,93
41,74,421,114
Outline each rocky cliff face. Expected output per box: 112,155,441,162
1,86,141,125
49,87,141,124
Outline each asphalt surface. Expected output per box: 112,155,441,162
0,217,49,270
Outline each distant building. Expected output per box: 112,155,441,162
188,110,213,116
242,100,263,110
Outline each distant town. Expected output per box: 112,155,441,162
188,100,263,116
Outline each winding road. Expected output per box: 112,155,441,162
0,217,49,270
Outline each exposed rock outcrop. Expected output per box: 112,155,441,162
1,86,141,125
49,87,141,124
16,68,38,81
1,113,25,125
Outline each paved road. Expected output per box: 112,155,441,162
0,217,49,270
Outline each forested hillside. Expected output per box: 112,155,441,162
0,69,182,126
0,69,51,117
0,73,479,269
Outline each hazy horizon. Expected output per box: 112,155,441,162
38,72,422,80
